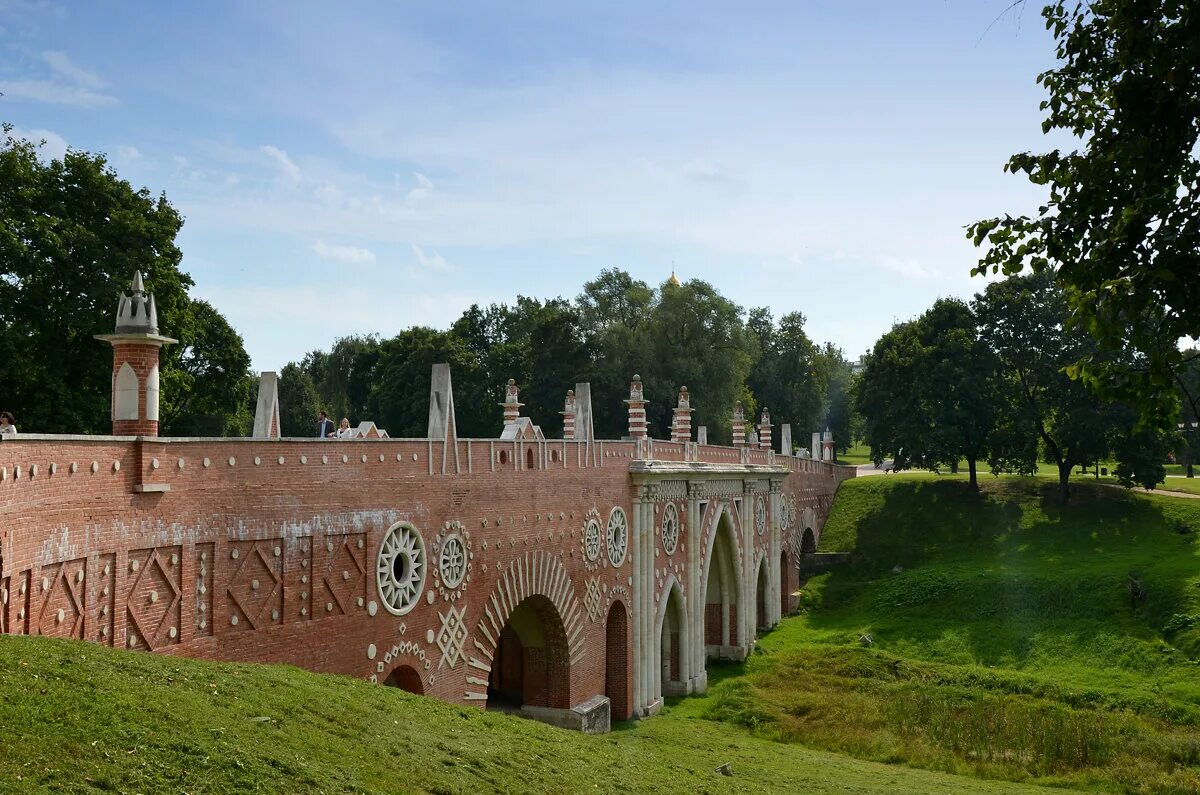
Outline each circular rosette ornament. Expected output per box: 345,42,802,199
431,520,473,601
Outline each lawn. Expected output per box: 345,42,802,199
687,477,1200,793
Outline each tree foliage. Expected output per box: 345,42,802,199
0,124,252,435
968,0,1200,426
856,299,999,488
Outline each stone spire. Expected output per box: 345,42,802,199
95,271,177,437
114,270,160,334
625,375,648,439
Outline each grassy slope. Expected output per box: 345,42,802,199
697,477,1200,793
0,636,1053,794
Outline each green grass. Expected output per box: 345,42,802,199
0,636,1054,794
6,478,1199,793
836,443,873,465
693,477,1200,793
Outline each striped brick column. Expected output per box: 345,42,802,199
731,401,746,446
670,386,693,443
500,378,524,426
625,375,648,439
561,389,577,440
758,407,773,451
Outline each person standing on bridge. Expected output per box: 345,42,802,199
0,412,16,437
316,410,336,438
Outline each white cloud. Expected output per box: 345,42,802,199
260,144,301,182
411,243,449,271
406,172,434,201
0,78,116,107
113,144,141,164
312,240,376,264
42,50,107,89
878,255,937,280
9,126,68,160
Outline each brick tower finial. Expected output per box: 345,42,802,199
500,378,524,426
95,270,177,437
758,406,773,451
561,388,577,440
731,400,746,446
670,386,693,443
624,374,648,439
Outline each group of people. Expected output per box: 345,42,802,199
316,411,354,439
0,411,16,437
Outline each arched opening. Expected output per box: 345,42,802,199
551,449,560,463
703,510,741,661
755,557,769,632
487,595,571,712
605,602,630,720
801,527,816,553
525,447,535,470
498,449,509,466
780,548,793,616
383,664,424,695
659,583,689,697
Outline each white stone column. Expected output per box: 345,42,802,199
768,479,783,627
738,483,754,651
687,481,705,692
631,485,647,715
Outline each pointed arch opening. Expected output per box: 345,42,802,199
525,446,535,470
658,581,690,697
605,601,630,720
384,664,424,695
755,556,769,632
780,548,794,617
801,527,817,553
702,508,741,661
486,594,571,713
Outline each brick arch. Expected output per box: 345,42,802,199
464,550,584,703
383,664,424,695
605,599,631,720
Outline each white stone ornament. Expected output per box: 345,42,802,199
439,533,466,589
436,603,468,668
607,507,628,567
376,522,426,616
583,518,601,562
661,502,680,556
755,495,767,535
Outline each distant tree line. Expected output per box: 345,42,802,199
280,269,857,448
856,271,1192,500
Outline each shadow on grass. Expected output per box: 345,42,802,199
808,478,1200,669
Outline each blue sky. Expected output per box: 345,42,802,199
1,1,1064,370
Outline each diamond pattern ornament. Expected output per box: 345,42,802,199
584,576,603,623
436,603,468,669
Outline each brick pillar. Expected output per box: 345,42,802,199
758,407,773,451
500,378,524,427
670,386,693,443
625,375,648,440
731,401,746,446
561,389,577,440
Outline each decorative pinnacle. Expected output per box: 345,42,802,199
114,270,160,334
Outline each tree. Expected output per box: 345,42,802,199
0,124,252,434
278,363,320,437
300,335,381,424
366,327,483,438
855,299,999,488
968,1,1200,427
1178,352,1200,478
816,343,856,458
975,272,1136,500
747,309,825,445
